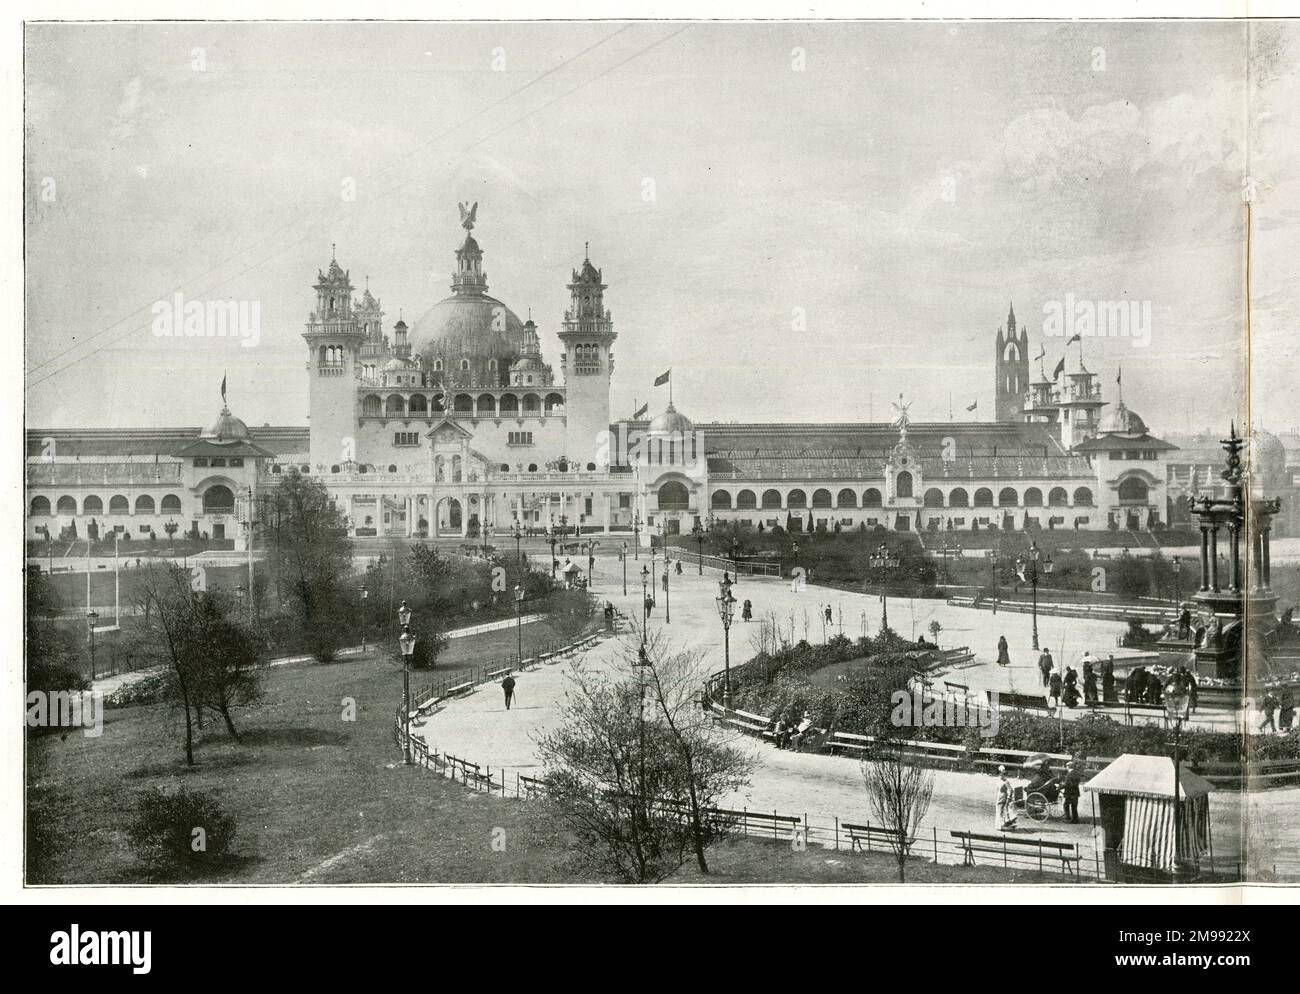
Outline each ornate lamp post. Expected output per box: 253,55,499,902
661,529,671,624
360,584,368,654
650,522,657,578
632,510,641,560
86,610,99,682
397,600,415,766
481,522,492,559
547,527,558,578
1164,679,1191,879
640,564,650,636
621,540,628,596
586,539,598,592
692,519,706,575
987,550,1000,615
869,543,900,631
511,520,523,563
731,537,741,583
1172,555,1182,614
1017,541,1054,651
514,584,525,664
716,575,737,708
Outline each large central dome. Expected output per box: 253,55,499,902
408,211,527,361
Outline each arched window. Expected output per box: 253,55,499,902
500,463,510,473
390,465,398,473
409,394,428,416
527,463,538,473
161,495,182,514
1073,487,1094,507
836,488,857,508
924,488,945,508
787,489,807,508
658,481,689,510
83,495,103,514
460,359,470,371
711,490,733,510
362,394,382,417
30,496,51,516
1024,487,1043,506
203,485,235,514
522,393,541,414
586,463,596,471
108,495,129,514
545,393,565,415
477,394,496,417
433,359,443,372
57,495,78,514
896,472,914,498
761,489,782,510
454,393,474,413
500,394,519,415
949,488,969,508
1117,478,1148,503
998,487,1019,507
863,488,882,508
974,488,994,508
1048,486,1070,507
135,495,155,514
385,394,405,418
736,489,757,510
451,455,463,483
812,488,833,508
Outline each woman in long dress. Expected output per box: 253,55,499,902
996,768,1017,831
996,635,1011,667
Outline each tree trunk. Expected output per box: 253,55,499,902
219,706,241,743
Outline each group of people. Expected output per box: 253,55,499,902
1258,688,1297,734
1032,646,1115,711
772,710,815,751
995,755,1087,831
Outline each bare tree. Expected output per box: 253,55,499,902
860,746,935,883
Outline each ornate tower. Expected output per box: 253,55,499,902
995,302,1029,423
304,248,364,473
559,244,617,465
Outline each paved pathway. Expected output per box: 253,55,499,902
411,551,1268,873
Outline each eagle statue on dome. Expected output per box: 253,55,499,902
458,201,479,231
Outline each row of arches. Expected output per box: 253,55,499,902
361,392,566,419
709,485,1096,511
30,489,235,516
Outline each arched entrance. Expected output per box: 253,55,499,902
436,497,463,534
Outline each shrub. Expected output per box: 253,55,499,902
127,786,237,875
105,671,171,708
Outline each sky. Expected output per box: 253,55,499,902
23,20,1300,435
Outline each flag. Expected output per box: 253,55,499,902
1066,333,1082,345
1117,367,1123,387
654,369,671,387
220,374,227,404
966,400,978,412
1035,346,1046,361
1052,357,1066,380
633,402,648,420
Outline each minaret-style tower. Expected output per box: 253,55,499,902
559,244,617,465
995,302,1029,422
304,247,364,473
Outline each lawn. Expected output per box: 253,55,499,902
27,624,1050,886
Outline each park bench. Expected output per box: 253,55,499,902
485,667,512,682
951,830,1080,877
715,807,802,840
1123,700,1168,725
843,822,914,856
444,681,474,698
519,774,547,799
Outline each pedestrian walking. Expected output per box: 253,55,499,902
742,598,752,622
1261,690,1279,733
824,604,833,625
1082,658,1098,705
996,635,1011,667
996,767,1017,832
1062,764,1082,824
1062,665,1080,708
501,673,516,711
1037,648,1053,686
1102,655,1117,703
1048,669,1062,711
674,559,682,575
644,593,654,618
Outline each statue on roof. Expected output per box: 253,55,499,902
890,393,913,437
458,201,479,231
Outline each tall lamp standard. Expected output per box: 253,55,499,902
988,550,1000,615
869,544,900,631
360,584,369,655
640,564,650,636
511,520,523,563
661,531,671,624
1017,542,1054,651
86,610,99,682
731,537,741,584
586,540,599,592
692,520,706,575
547,527,558,579
481,522,492,559
397,600,415,766
716,575,737,708
621,541,628,596
650,522,657,578
1172,555,1182,615
514,584,524,665
632,510,641,560
1164,680,1191,879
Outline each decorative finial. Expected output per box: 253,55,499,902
584,241,589,261
458,200,479,231
331,242,336,261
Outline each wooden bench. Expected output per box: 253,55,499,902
444,681,474,698
950,830,1080,877
715,807,802,840
485,667,512,682
843,822,914,856
1123,701,1167,725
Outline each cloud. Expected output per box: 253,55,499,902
108,77,145,140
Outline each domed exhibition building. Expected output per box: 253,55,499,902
26,204,1300,549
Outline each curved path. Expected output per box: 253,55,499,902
411,551,1260,874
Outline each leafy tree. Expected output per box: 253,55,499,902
25,571,86,694
128,786,237,877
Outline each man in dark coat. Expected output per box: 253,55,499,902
501,674,516,710
1038,648,1054,687
1082,660,1099,705
1062,765,1082,824
1062,666,1080,708
996,635,1011,667
1102,656,1117,703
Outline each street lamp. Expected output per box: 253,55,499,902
1017,542,1054,651
547,527,558,578
663,559,671,625
640,564,650,639
1172,555,1182,614
987,550,1000,615
586,540,598,592
621,540,628,596
360,584,369,654
514,584,525,664
632,510,641,560
716,575,737,708
511,519,523,563
869,543,900,631
86,610,99,682
1164,679,1191,879
398,618,416,766
481,522,492,559
692,520,706,575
